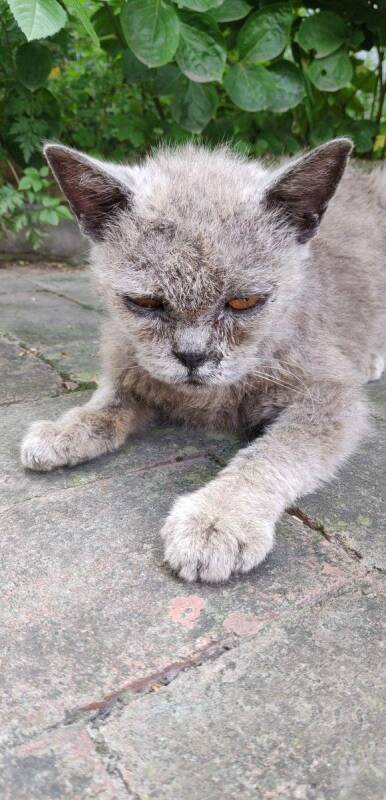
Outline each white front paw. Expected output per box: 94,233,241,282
161,489,274,583
21,420,67,472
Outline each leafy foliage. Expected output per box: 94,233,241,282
0,166,72,249
1,0,386,248
7,0,67,40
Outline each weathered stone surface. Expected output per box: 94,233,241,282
1,264,385,800
0,265,102,310
0,725,127,800
302,416,386,569
25,269,104,312
367,371,386,419
101,578,386,800
0,391,238,509
0,273,101,382
1,459,357,743
0,218,87,261
0,338,62,405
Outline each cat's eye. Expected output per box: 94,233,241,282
123,295,164,311
227,293,267,311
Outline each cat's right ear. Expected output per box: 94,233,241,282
44,144,132,241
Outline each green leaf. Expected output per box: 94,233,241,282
223,63,275,111
40,208,59,225
155,64,185,95
337,119,376,154
15,42,53,90
353,64,377,93
238,4,293,65
112,113,155,146
18,175,34,190
175,0,223,10
267,61,305,112
42,195,60,206
210,0,251,23
171,79,218,132
120,0,180,68
91,7,118,38
122,49,152,84
57,206,73,219
310,119,335,147
296,12,347,58
308,49,353,92
176,23,226,82
7,0,67,41
62,0,100,48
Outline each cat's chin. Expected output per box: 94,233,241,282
159,375,215,389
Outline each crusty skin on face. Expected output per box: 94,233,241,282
21,141,386,582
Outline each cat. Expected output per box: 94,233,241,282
20,139,386,583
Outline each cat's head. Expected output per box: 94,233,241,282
44,139,352,387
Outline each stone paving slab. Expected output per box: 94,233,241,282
0,266,102,312
0,338,62,405
368,372,386,419
302,416,386,570
0,725,128,800
100,576,386,800
1,453,358,743
0,391,238,509
24,270,105,312
0,273,101,383
0,265,103,311
1,264,385,799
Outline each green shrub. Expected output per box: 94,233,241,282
1,0,385,246
0,165,72,249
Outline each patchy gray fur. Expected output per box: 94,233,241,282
21,140,386,582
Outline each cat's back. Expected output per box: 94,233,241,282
316,165,386,264
309,164,386,366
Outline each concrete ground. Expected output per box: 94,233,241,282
1,263,385,800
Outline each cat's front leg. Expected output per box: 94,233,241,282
162,385,369,582
21,381,154,472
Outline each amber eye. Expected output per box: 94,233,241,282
227,293,267,311
123,295,164,311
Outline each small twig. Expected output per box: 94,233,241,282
6,159,19,186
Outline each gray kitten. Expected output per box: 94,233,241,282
21,140,386,582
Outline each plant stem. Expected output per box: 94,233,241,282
153,95,165,121
375,47,386,127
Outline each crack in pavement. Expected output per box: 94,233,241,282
1,331,98,395
0,330,76,389
0,451,215,514
32,284,103,314
287,506,331,540
0,574,374,765
59,577,362,727
287,503,386,578
88,723,150,799
87,724,144,800
287,504,364,561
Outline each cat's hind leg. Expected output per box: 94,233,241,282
21,383,153,471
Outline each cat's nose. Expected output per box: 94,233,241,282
173,350,208,371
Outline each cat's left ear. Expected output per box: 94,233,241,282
263,138,353,243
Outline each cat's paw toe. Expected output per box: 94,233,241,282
21,420,66,472
161,491,273,583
